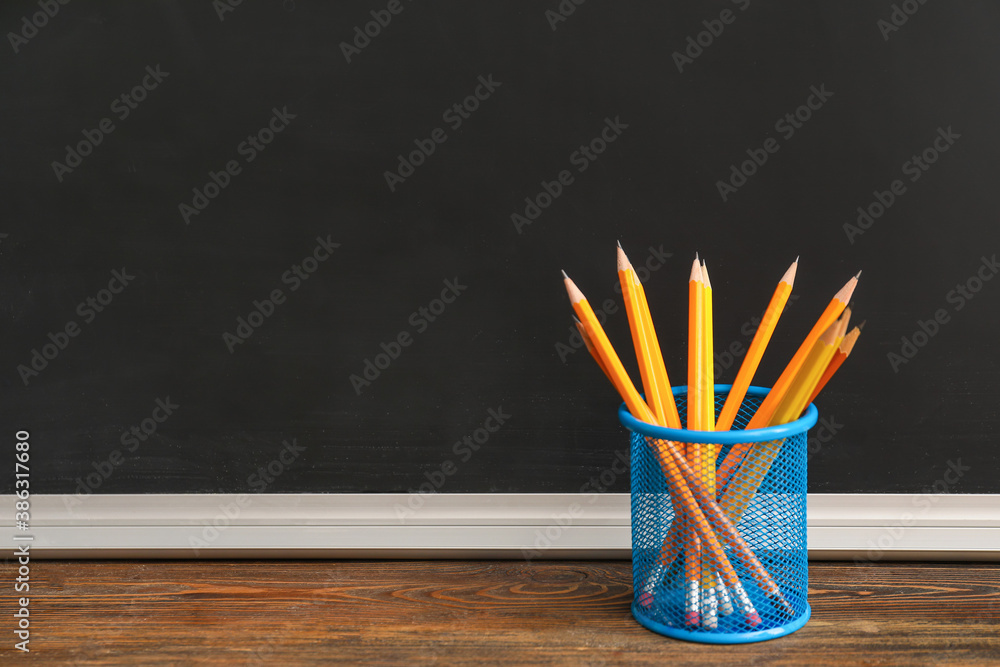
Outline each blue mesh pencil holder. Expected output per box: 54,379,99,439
618,384,817,644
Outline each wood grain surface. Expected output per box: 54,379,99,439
1,560,998,665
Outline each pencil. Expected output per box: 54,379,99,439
685,257,705,625
719,316,845,524
618,245,670,425
563,272,655,418
617,245,688,609
773,309,849,422
577,313,696,611
624,246,682,429
574,316,612,380
656,435,794,618
807,321,863,405
701,260,716,431
563,271,773,625
716,273,858,490
716,259,797,431
687,256,707,434
699,259,720,628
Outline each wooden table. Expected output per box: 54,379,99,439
2,560,998,665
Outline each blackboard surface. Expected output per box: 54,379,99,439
2,1,998,496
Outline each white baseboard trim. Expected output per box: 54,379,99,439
3,493,998,560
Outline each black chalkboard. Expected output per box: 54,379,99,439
3,0,998,497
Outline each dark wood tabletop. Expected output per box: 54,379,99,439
2,560,998,665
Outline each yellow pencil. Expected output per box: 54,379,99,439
699,259,721,627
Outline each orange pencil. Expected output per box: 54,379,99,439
622,246,682,429
685,257,705,625
687,256,707,434
563,272,653,417
720,315,846,524
716,259,797,431
716,273,858,490
619,246,696,609
618,245,670,425
574,316,611,380
807,321,863,405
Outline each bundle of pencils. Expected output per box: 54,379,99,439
563,245,862,629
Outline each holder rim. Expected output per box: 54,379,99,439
617,384,819,445
631,601,812,644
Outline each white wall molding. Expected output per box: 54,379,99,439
3,493,998,559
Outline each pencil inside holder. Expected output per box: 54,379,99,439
619,385,817,644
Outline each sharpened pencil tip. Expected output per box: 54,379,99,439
561,269,569,280
781,258,798,286
695,251,700,261
855,269,862,280
689,256,702,282
834,273,860,304
617,239,622,249
858,320,866,330
794,255,800,263
616,245,629,272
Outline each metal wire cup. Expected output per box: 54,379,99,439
619,385,817,644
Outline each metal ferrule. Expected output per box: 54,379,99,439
686,578,701,610
717,579,734,616
641,561,666,595
731,581,756,616
701,587,719,628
